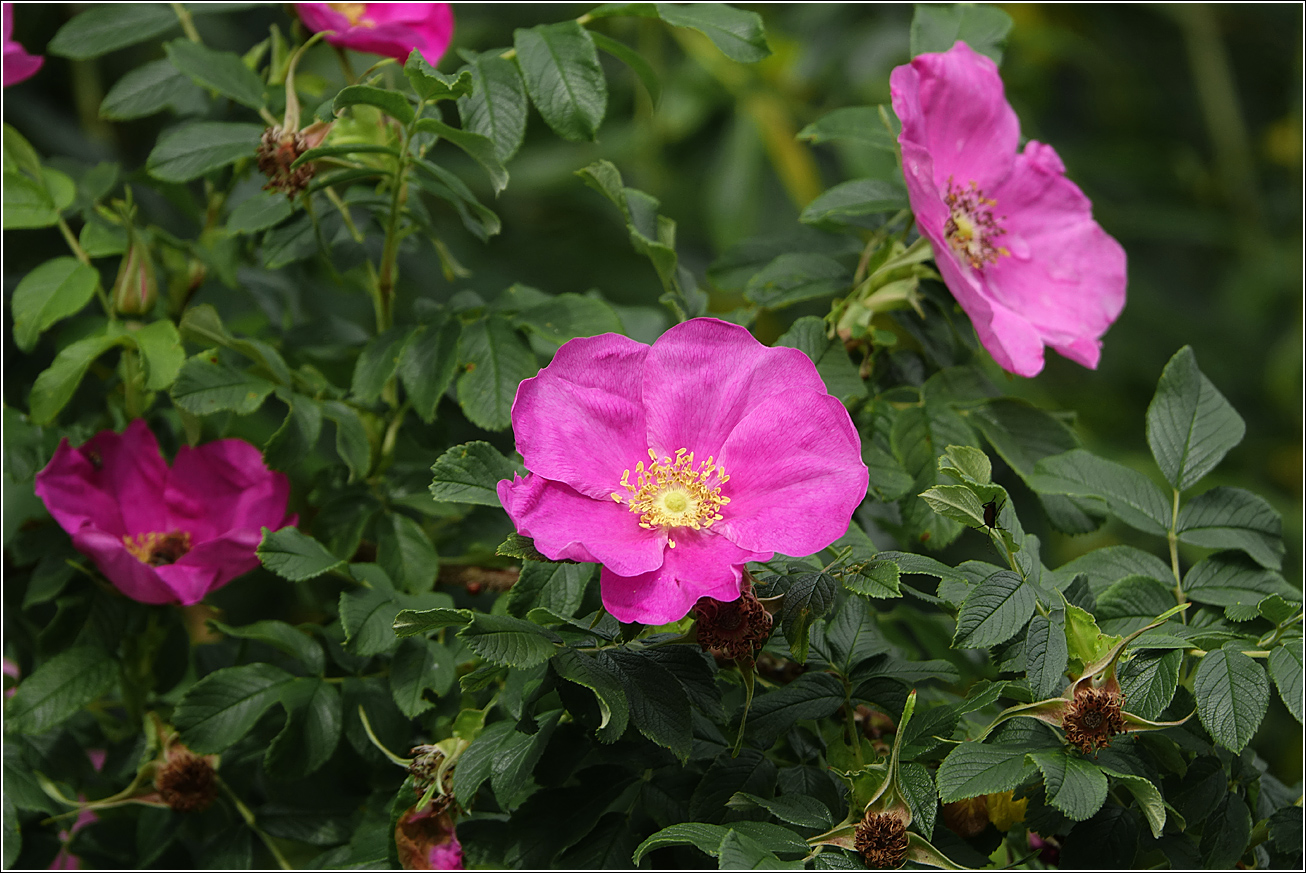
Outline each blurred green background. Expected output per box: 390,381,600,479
4,2,1301,771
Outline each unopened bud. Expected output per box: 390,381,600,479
112,237,157,316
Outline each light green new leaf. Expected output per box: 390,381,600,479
11,257,99,352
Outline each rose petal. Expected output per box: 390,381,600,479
295,3,454,65
715,390,867,556
511,332,650,499
70,529,181,604
166,438,292,541
599,528,766,624
641,318,826,461
497,474,664,576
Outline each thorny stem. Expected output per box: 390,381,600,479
219,776,292,871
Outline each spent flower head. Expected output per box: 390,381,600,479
498,318,868,625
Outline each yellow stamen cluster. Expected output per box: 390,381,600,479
612,448,730,543
329,3,374,26
123,530,193,567
944,178,1009,270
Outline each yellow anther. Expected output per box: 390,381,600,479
615,446,730,532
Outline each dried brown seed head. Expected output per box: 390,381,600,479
854,810,910,869
257,126,316,197
408,744,455,812
155,748,217,813
1061,685,1127,754
692,582,772,664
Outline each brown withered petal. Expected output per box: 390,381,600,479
408,744,455,811
693,581,772,664
941,795,989,838
1061,686,1127,754
855,810,910,869
257,126,316,197
155,749,217,813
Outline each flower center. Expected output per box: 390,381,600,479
123,530,193,567
613,448,730,542
944,178,1009,270
329,3,373,27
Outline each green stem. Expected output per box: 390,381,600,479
374,98,427,334
1168,488,1187,622
843,694,865,768
122,347,146,418
59,217,115,317
171,2,202,42
219,776,292,871
323,187,365,242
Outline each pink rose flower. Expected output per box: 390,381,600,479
295,3,453,66
34,419,295,606
395,805,463,870
497,318,869,625
50,805,97,870
890,41,1127,377
3,2,43,87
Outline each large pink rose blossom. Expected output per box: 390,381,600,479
3,3,43,87
497,318,869,625
890,41,1126,377
34,419,294,605
295,3,453,66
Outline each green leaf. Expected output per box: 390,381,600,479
177,304,291,383
489,709,562,810
375,512,437,595
745,672,844,747
742,252,850,309
400,315,461,422
936,741,1035,802
351,326,416,404
508,561,594,619
633,823,731,864
333,84,414,125
606,649,693,761
323,401,372,481
1193,642,1270,752
1146,346,1245,492
799,179,909,227
459,614,559,668
146,122,264,182
48,3,180,59
920,483,988,530
843,561,902,599
797,106,897,152
514,293,625,345
457,48,528,162
164,39,265,110
514,22,607,142
403,54,473,101
5,647,117,735
774,316,866,404
655,2,771,62
727,793,832,830
1176,486,1284,570
209,620,325,675
1269,639,1303,724
263,393,323,471
414,117,508,193
1095,575,1175,636
1117,649,1181,721
429,440,519,506
266,678,342,780
227,190,294,234
257,527,345,581
1026,606,1068,699
690,751,779,824
1029,449,1171,537
1098,769,1167,840
132,319,185,391
1199,793,1252,869
100,59,203,120
551,646,629,742
891,404,975,549
340,588,402,657
909,2,1013,62
1183,552,1299,610
29,327,128,425
11,257,99,353
715,830,788,869
392,606,472,639
390,638,455,718
898,762,938,839
1029,749,1108,821
170,351,274,415
590,30,661,105
173,663,296,754
455,316,538,431
954,570,1036,649
3,172,59,229
776,569,836,663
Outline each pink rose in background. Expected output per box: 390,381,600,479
3,2,43,87
34,419,295,605
49,806,97,870
498,318,868,625
891,41,1127,378
295,3,453,66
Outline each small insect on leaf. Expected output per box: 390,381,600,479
982,498,1005,530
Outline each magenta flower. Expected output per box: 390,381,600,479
3,3,43,87
497,318,868,625
33,419,294,606
890,41,1126,377
395,804,463,870
295,3,453,66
